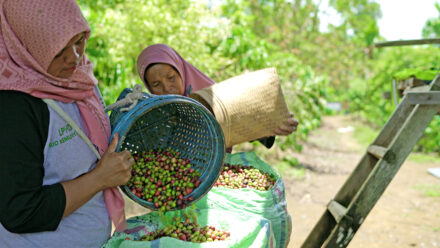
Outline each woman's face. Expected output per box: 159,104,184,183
145,63,184,95
47,32,86,79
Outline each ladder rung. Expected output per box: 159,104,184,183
367,145,388,159
407,91,440,105
407,85,430,93
327,200,347,223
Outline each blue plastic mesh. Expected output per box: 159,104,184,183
109,88,225,210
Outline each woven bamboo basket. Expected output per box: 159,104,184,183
190,68,290,148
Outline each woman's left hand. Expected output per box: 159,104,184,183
274,112,299,136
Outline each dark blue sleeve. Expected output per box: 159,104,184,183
256,136,276,149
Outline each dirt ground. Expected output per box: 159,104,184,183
285,115,440,248
122,115,440,248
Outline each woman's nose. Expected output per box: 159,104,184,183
163,82,172,94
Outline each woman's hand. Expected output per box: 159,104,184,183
91,133,135,190
273,112,299,136
61,133,135,218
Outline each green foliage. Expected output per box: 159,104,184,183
417,116,440,154
393,67,440,81
423,3,440,38
78,0,329,154
78,0,231,105
346,45,440,153
77,0,440,156
330,0,381,44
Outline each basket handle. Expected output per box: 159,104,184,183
104,84,146,112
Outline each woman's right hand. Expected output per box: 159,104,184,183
91,133,135,190
273,112,299,136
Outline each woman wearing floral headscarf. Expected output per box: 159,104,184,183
137,44,299,148
0,0,133,247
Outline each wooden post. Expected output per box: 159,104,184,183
375,38,440,48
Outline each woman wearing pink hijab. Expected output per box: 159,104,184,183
137,44,299,148
0,0,133,247
137,43,215,97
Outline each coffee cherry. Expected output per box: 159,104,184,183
138,210,229,243
126,148,203,211
214,163,276,191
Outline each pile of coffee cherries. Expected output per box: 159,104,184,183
126,148,202,211
214,163,277,191
138,217,230,243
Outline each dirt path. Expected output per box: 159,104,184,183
285,115,440,248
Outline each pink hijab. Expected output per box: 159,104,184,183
0,0,126,232
137,43,215,96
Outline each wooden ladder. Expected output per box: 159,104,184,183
301,75,440,248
